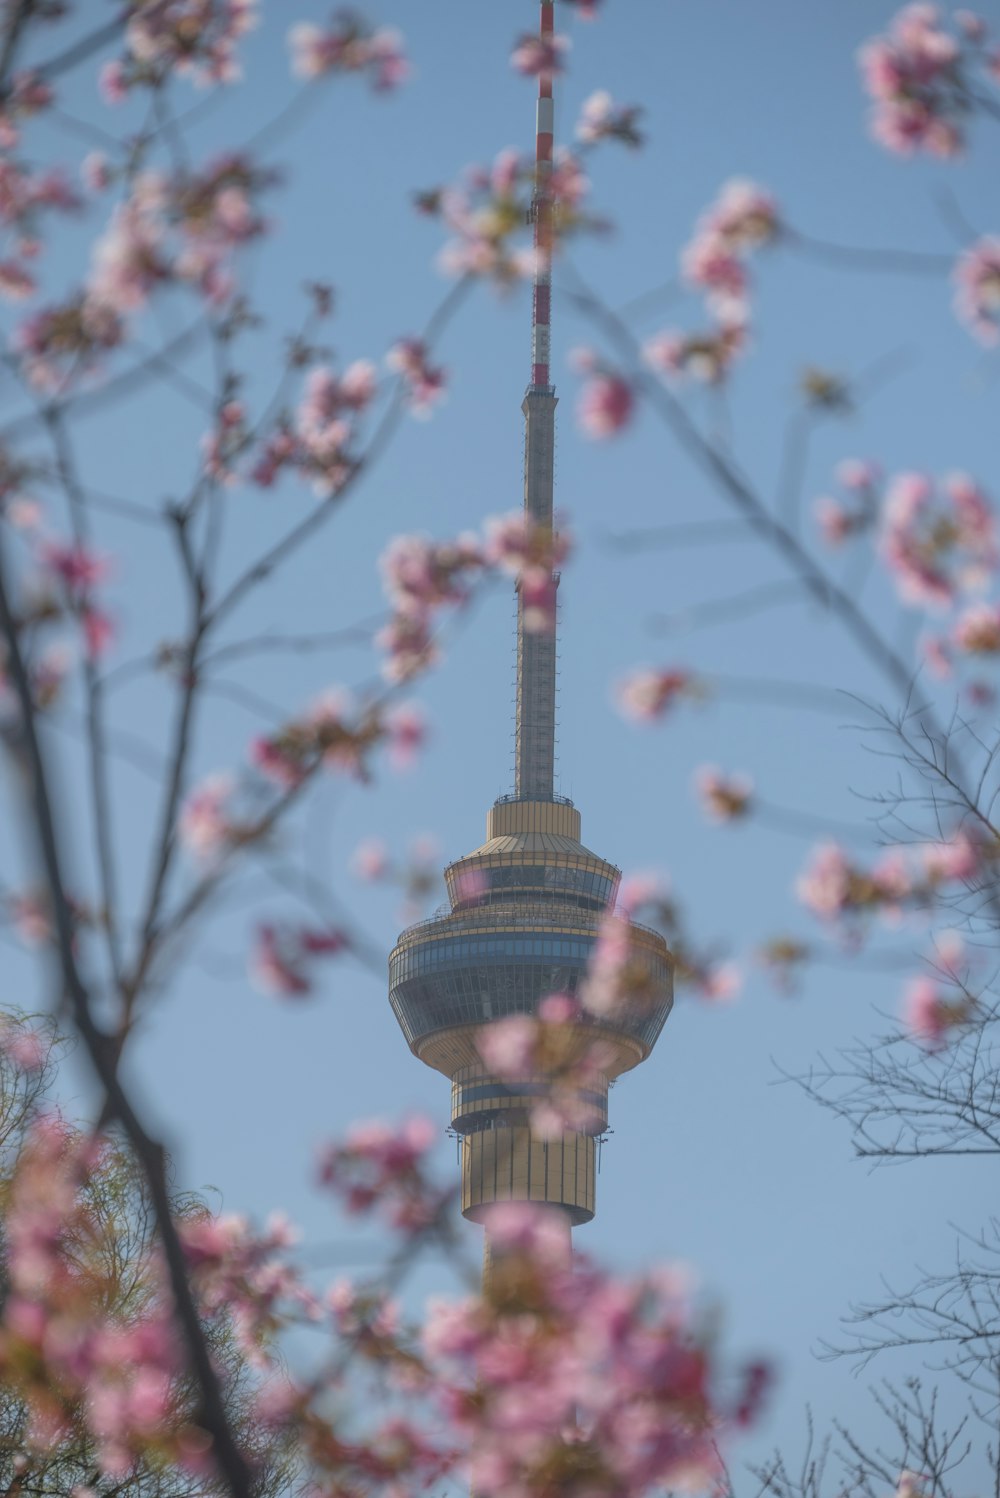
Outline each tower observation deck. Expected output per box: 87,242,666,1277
388,0,673,1234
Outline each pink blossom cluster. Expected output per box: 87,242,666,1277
253,359,376,495
387,337,446,415
681,178,780,320
858,5,968,156
954,235,1000,344
575,90,644,148
250,690,423,787
0,152,79,304
644,318,748,386
427,146,592,285
695,765,753,822
0,70,55,152
181,1209,316,1355
102,0,258,98
352,834,441,918
37,537,114,660
643,179,777,388
902,974,976,1048
510,31,570,78
179,773,244,862
318,1115,447,1232
424,1203,769,1497
0,1119,188,1476
476,993,610,1137
796,832,984,934
572,347,635,438
814,459,882,548
616,665,702,721
377,514,569,681
13,295,125,390
586,876,739,1009
289,14,408,90
86,156,275,320
250,922,349,999
486,510,570,630
880,471,997,610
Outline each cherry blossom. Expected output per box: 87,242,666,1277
476,995,609,1137
695,765,753,822
902,975,975,1048
815,459,882,547
250,922,349,999
616,666,702,721
953,600,1000,654
880,470,997,609
576,90,643,148
510,31,569,78
387,337,447,414
0,155,80,302
423,1203,765,1498
644,317,748,385
954,235,1000,344
572,349,635,437
13,296,125,390
38,539,114,660
105,0,259,96
681,179,780,319
859,4,966,156
252,689,397,787
318,1116,445,1232
485,511,570,631
179,774,239,862
289,15,408,90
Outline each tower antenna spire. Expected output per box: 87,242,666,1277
515,0,558,802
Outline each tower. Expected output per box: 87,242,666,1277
388,0,673,1240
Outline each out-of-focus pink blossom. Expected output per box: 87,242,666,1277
387,337,446,414
574,355,634,438
644,318,748,384
795,842,914,924
485,511,570,631
0,1019,49,1072
922,631,953,678
250,921,348,999
953,600,1000,653
695,766,753,822
576,90,643,147
859,5,965,156
319,1116,442,1231
880,470,997,609
289,17,407,89
954,236,1000,345
510,32,569,77
105,0,258,94
681,180,779,320
616,666,700,722
353,838,389,881
386,702,425,768
902,975,971,1048
179,774,237,862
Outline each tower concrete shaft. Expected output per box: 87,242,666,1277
516,0,558,803
387,0,673,1243
515,389,558,802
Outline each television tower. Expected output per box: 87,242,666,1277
388,0,673,1245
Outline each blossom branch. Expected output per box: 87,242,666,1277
0,531,253,1498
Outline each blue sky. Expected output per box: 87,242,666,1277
5,0,1000,1485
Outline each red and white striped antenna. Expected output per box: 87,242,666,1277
530,0,556,391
